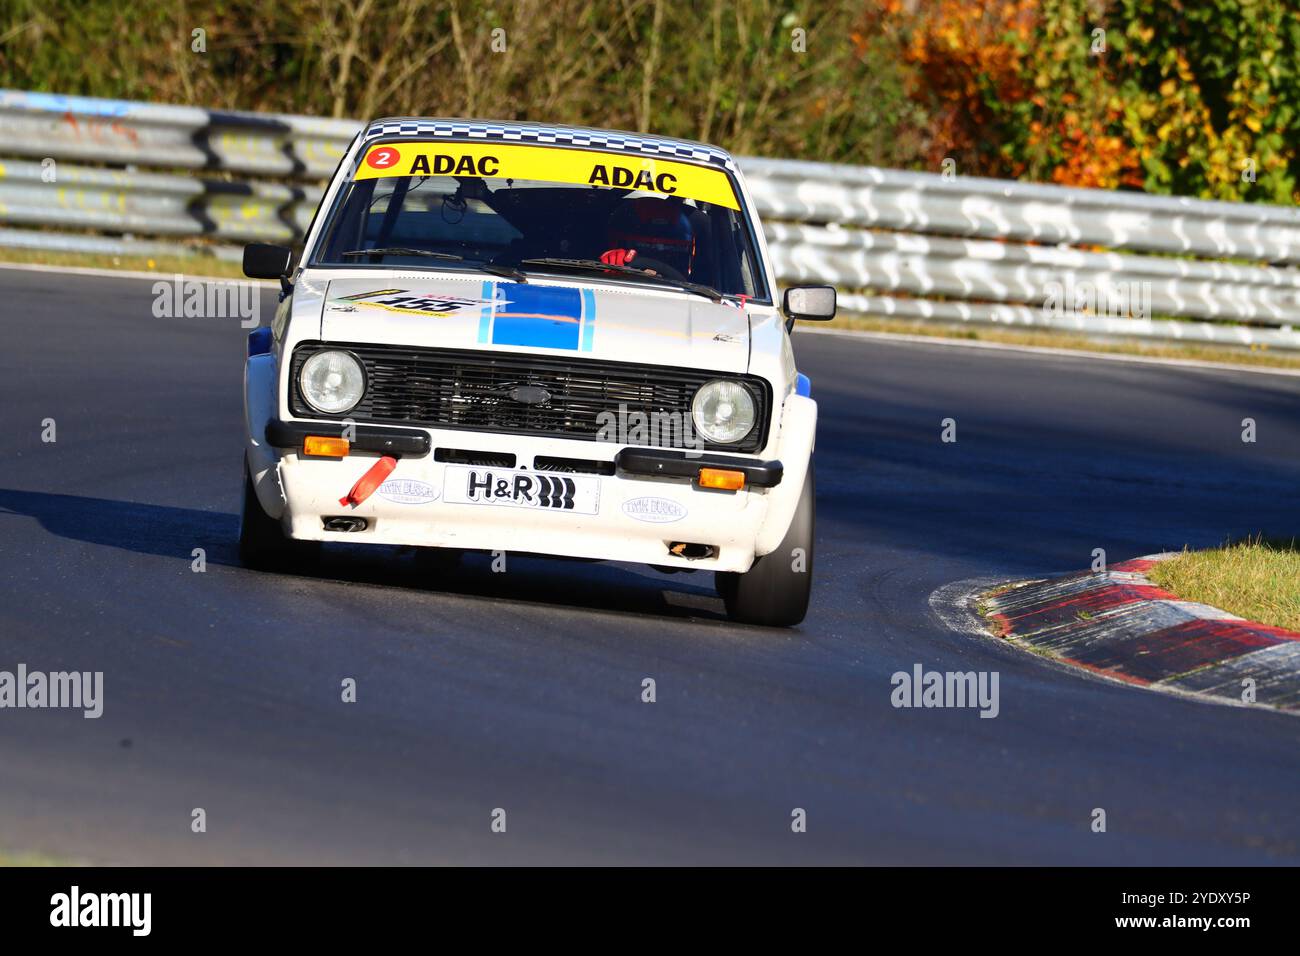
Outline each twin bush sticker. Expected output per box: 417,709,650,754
622,497,687,523
354,140,740,210
377,478,439,505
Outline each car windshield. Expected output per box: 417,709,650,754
313,140,768,301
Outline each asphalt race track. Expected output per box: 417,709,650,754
2,268,1298,865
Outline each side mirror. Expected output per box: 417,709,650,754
783,285,836,322
243,243,293,280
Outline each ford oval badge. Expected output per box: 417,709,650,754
509,385,552,405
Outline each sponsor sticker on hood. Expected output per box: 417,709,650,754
329,288,495,318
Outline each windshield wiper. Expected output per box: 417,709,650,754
341,247,463,260
518,258,723,302
467,260,528,282
340,248,526,282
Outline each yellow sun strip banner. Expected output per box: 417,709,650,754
354,141,740,210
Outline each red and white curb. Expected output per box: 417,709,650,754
983,555,1300,713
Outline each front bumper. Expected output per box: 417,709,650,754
263,419,783,487
260,422,784,572
245,351,817,573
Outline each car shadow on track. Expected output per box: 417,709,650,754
0,487,732,624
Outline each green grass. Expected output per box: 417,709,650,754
0,850,76,866
0,247,246,279
1148,539,1300,632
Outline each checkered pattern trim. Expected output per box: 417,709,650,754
361,119,736,170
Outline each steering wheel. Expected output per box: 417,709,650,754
624,255,687,282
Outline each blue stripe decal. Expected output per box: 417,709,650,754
580,289,596,352
490,283,583,350
476,280,494,343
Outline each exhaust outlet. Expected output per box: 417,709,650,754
668,542,716,561
323,516,369,533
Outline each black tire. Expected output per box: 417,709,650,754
238,461,318,571
716,461,815,627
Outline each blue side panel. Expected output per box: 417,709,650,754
796,372,812,397
490,283,583,350
247,326,273,357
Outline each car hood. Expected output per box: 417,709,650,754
313,272,751,374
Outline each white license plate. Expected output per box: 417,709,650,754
442,465,601,515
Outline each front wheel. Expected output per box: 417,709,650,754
238,461,318,571
716,461,815,627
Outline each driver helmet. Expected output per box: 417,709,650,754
606,197,696,277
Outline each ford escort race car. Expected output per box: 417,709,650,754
240,119,835,626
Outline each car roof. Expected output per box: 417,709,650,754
361,117,738,171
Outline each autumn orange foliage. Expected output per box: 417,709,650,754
879,0,1142,189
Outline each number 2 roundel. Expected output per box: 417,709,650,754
366,147,399,169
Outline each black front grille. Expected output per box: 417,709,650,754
289,342,771,453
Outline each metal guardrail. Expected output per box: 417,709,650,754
743,158,1300,264
2,89,1299,349
0,156,322,243
0,90,358,178
763,222,1300,325
0,157,321,243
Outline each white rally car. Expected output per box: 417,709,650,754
240,119,834,626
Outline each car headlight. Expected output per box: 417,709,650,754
299,350,366,414
691,379,756,444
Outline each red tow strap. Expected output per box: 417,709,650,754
339,456,397,507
